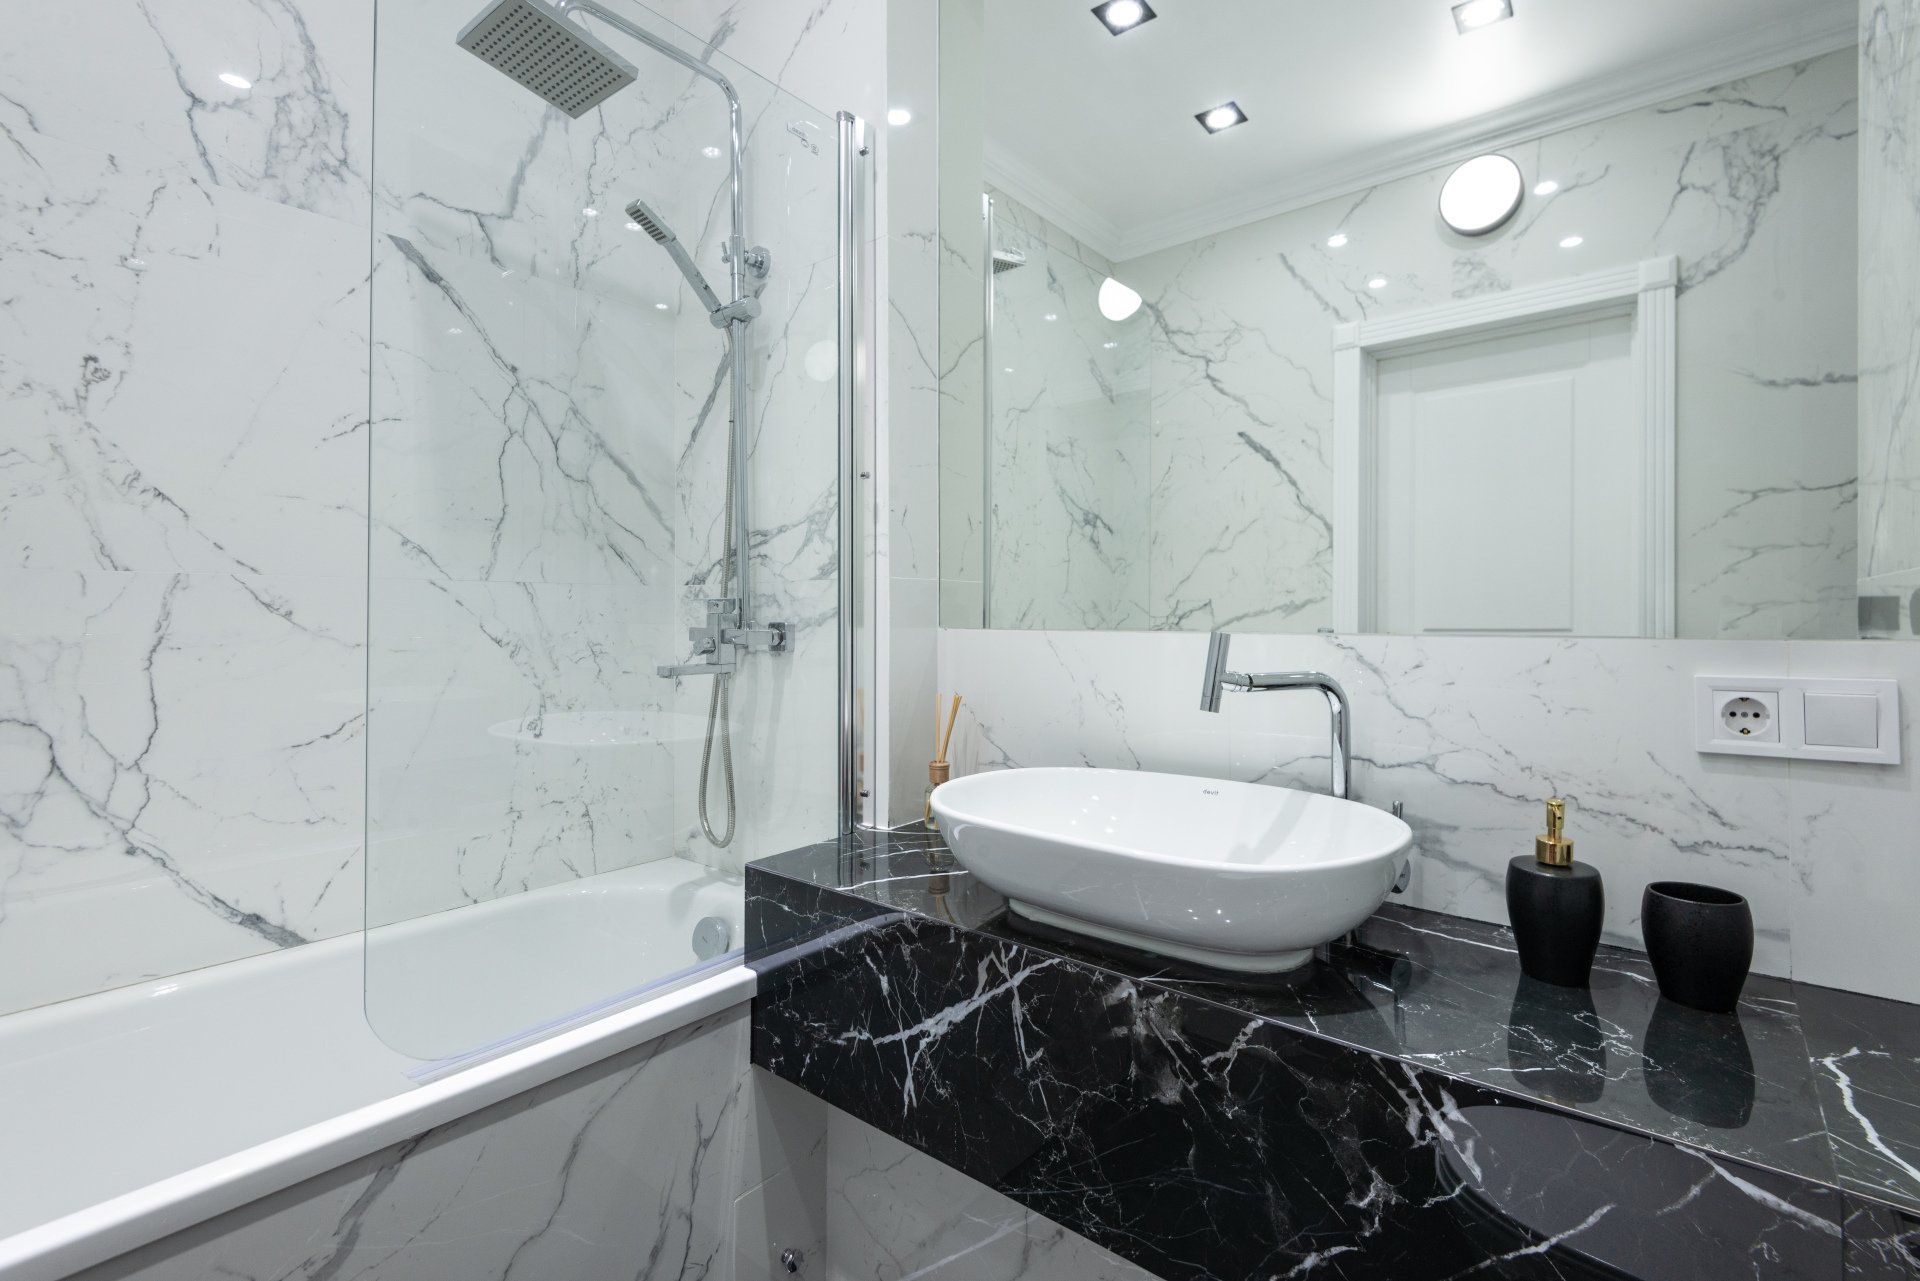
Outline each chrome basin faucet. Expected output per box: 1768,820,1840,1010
1198,631,1352,800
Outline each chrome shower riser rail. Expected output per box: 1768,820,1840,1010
560,0,754,612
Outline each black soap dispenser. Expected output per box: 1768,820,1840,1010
1506,798,1604,987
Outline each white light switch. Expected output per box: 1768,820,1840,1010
1695,676,1900,764
1805,692,1879,749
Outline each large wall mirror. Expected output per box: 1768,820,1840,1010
937,0,1917,641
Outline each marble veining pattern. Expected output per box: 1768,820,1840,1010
748,830,1904,1281
73,1009,832,1281
938,627,1920,1006
965,51,1859,639
750,828,1920,1206
1858,0,1920,622
984,190,1152,630
1,0,881,1017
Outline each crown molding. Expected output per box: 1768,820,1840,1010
987,6,1857,266
982,140,1129,265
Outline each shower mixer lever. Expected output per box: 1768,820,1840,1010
655,599,786,678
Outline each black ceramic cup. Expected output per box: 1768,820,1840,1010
1641,882,1753,1014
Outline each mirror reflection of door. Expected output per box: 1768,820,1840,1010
1372,313,1648,636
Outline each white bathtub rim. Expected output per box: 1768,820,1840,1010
0,966,755,1281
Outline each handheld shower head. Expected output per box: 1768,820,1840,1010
624,198,726,316
457,0,637,118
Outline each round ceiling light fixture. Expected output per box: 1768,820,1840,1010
1439,154,1524,237
1098,277,1143,322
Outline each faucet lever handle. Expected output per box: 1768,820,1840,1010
1199,631,1232,713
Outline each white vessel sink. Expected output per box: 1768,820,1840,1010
930,767,1412,973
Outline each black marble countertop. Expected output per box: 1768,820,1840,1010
751,825,1920,1217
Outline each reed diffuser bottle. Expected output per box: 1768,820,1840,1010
925,694,961,830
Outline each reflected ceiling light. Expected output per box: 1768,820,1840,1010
1368,276,1389,289
654,302,670,310
218,71,252,90
1092,0,1156,35
702,145,722,158
582,206,599,217
886,107,912,127
1439,153,1524,236
1559,234,1585,248
1196,101,1248,134
1103,341,1119,349
1534,179,1560,196
1326,232,1349,248
625,220,643,231
1003,366,1015,373
1451,0,1514,33
1098,276,1143,322
1043,312,1059,322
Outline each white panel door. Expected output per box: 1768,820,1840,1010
1374,313,1642,636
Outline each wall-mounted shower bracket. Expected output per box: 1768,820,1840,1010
709,297,763,329
724,242,774,280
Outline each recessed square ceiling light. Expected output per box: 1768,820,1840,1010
1196,101,1248,134
1452,0,1514,33
1091,0,1156,35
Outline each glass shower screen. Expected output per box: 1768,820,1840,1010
363,0,843,1064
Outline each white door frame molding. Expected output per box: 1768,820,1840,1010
1331,255,1678,637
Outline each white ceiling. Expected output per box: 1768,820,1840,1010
981,0,1856,262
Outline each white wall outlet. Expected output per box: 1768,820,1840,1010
1713,691,1779,745
1694,676,1900,764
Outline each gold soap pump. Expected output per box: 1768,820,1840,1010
1535,798,1574,866
1506,796,1605,987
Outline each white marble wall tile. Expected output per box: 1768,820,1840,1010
0,0,372,225
939,629,1230,782
0,0,888,1015
938,628,1866,983
364,576,677,925
984,197,1152,630
0,570,364,1014
887,234,942,584
0,130,371,580
1784,640,1920,1002
367,232,679,588
0,0,376,1015
646,0,888,124
882,0,940,247
888,577,943,823
882,0,945,820
732,1071,831,1281
1859,0,1920,599
76,1009,756,1281
824,1107,1157,1281
936,0,988,627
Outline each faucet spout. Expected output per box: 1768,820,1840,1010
1198,632,1352,799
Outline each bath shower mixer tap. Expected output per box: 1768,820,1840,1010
657,598,787,678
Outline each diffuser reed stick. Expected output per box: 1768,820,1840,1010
926,694,962,829
936,694,962,764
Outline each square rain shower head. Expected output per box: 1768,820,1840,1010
457,0,638,118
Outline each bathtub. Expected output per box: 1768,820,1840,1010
0,857,752,1281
